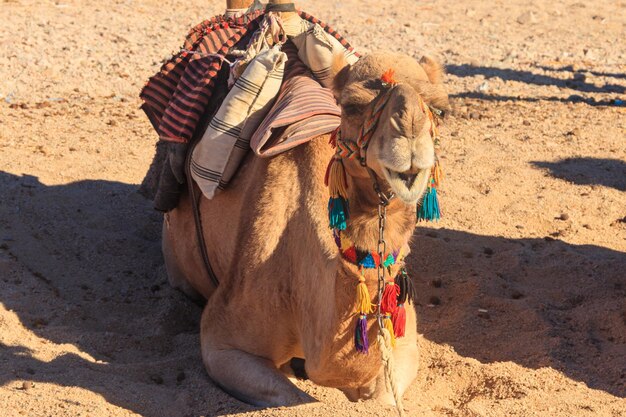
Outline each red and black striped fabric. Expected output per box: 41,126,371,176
140,10,359,144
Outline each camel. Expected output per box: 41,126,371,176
161,46,450,407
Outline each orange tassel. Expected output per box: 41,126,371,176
381,69,397,86
432,160,443,188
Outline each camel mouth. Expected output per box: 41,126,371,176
382,167,431,204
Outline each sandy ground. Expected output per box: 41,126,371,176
1,0,625,416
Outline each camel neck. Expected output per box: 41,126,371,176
341,175,416,254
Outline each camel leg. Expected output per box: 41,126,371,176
200,315,316,407
162,220,203,301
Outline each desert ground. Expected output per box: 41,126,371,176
1,0,625,416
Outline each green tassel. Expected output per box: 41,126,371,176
328,197,349,230
417,186,440,222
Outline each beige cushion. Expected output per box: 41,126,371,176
190,44,287,199
291,22,359,88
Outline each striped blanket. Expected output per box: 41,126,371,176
140,10,358,145
250,41,341,158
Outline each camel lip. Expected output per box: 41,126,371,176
382,167,430,204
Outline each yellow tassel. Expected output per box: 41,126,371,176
326,155,349,199
355,276,373,314
383,314,396,348
432,160,443,188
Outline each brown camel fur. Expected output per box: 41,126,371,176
162,51,450,407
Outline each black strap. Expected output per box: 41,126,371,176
265,2,296,12
185,141,220,288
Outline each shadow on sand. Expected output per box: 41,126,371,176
0,171,624,416
532,157,626,192
447,64,625,106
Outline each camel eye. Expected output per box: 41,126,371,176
342,103,365,116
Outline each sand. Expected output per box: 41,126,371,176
0,0,625,416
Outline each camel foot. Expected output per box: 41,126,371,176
202,347,317,407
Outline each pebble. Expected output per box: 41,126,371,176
21,381,33,391
431,278,442,288
510,290,524,300
469,111,481,120
517,11,538,25
150,374,164,385
559,213,570,221
483,247,494,255
477,309,490,319
429,296,441,306
176,371,186,383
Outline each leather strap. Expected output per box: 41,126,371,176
265,2,296,12
185,140,220,288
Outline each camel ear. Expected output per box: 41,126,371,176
419,55,445,84
331,52,351,100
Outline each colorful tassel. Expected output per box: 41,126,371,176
380,281,399,314
325,155,348,199
381,69,397,86
432,160,443,188
328,197,349,230
355,276,373,314
392,304,407,338
354,314,369,354
382,314,396,348
396,268,416,306
417,181,440,222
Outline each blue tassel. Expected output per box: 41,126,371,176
417,186,440,222
354,315,369,354
328,197,349,230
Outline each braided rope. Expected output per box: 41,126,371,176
377,328,405,417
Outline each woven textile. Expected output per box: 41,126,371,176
250,42,341,158
140,10,358,144
190,45,287,198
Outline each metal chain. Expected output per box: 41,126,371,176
376,200,387,329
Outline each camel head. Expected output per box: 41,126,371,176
332,53,450,204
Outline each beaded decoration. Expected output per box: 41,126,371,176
326,69,444,353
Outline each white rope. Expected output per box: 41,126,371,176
377,329,405,417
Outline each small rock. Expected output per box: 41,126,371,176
431,278,442,288
477,81,490,92
107,119,117,126
544,236,556,242
477,309,490,319
566,128,581,137
517,11,538,25
429,296,441,306
22,381,33,391
558,213,570,221
523,120,531,126
176,371,186,383
150,374,164,385
483,247,494,255
511,290,524,300
469,111,481,120
582,224,592,230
